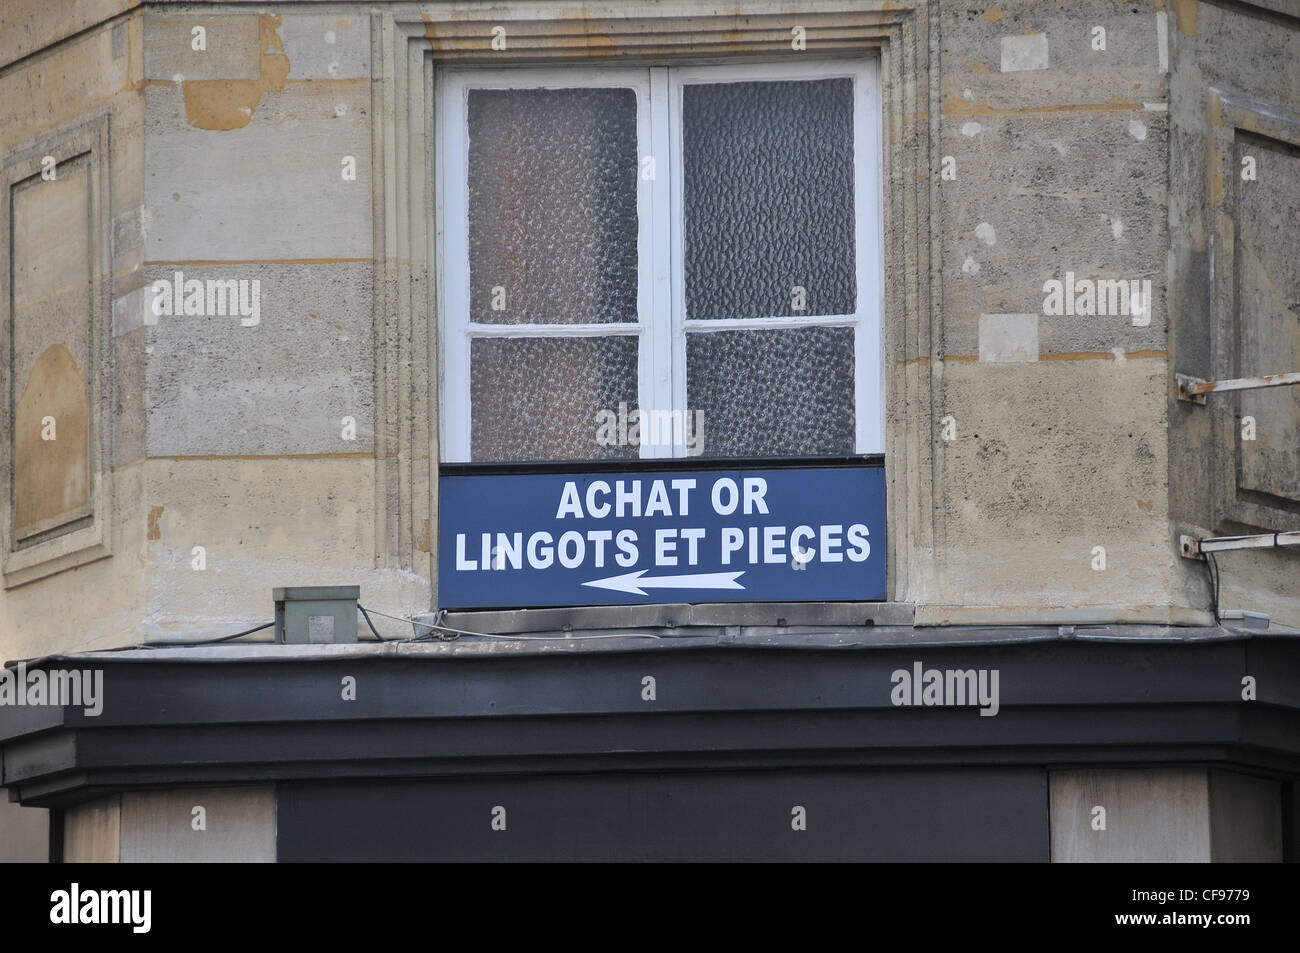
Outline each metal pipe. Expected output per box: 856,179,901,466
1181,531,1300,556
1177,371,1300,403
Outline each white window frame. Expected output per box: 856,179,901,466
436,58,882,462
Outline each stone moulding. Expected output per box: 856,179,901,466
370,2,940,615
0,111,115,589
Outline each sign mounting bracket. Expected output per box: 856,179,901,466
1175,371,1300,405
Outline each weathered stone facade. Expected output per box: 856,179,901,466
3,1,1295,652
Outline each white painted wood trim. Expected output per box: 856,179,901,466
646,66,675,459
859,54,886,454
466,322,642,336
682,315,858,331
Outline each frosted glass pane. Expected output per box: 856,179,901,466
471,336,640,462
686,327,855,456
682,78,856,319
468,87,639,324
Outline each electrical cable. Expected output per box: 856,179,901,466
359,604,460,641
357,604,387,641
150,606,683,650
211,621,274,641
358,604,427,628
145,620,274,647
358,603,666,642
433,627,664,641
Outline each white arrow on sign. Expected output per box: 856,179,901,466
582,570,747,596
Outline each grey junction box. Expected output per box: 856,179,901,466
274,586,360,644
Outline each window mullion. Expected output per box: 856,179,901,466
665,67,688,458
646,66,675,458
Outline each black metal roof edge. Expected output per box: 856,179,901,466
2,638,1297,806
8,708,1300,809
7,623,1296,668
5,640,1298,737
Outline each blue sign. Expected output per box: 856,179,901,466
438,465,886,609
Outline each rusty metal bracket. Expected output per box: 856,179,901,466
1177,371,1300,404
1180,531,1300,559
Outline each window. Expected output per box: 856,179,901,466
437,59,882,463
